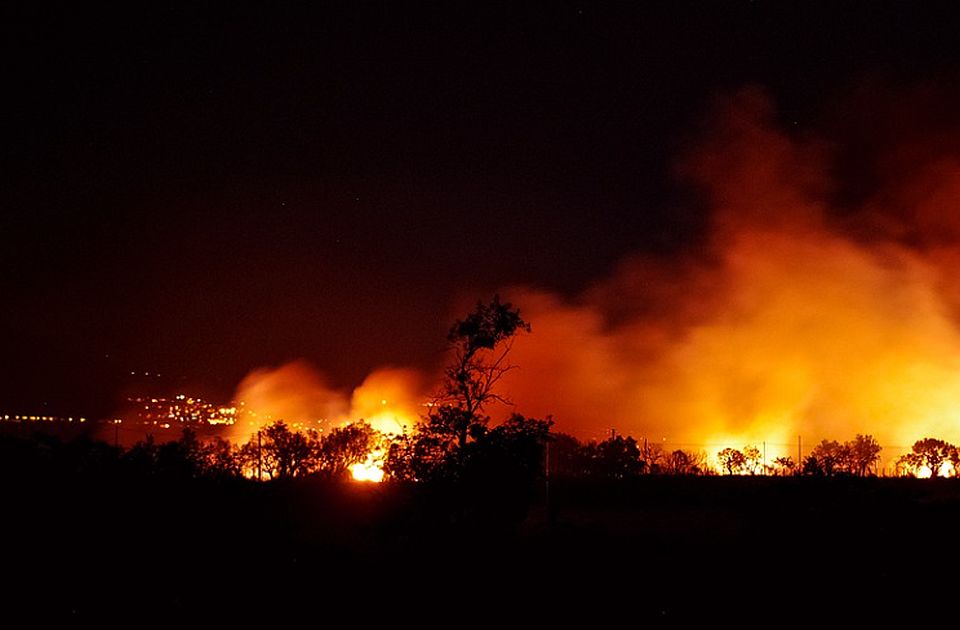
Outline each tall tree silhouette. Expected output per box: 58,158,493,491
425,295,530,454
846,434,882,477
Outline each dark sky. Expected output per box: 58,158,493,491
3,1,960,416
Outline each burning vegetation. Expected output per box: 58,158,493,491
45,292,960,482
176,86,960,476
26,86,960,483
494,87,960,464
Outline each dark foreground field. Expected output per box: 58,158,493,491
4,471,959,624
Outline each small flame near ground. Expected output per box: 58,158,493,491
915,461,955,479
350,452,386,483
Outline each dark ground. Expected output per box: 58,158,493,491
3,469,957,624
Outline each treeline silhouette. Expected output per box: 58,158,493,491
4,291,959,484
3,420,958,485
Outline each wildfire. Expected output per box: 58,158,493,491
349,452,385,483
704,436,790,473
488,89,960,453
226,364,417,482
223,88,960,466
915,461,956,479
227,363,425,444
348,368,425,435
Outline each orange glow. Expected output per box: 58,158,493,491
349,453,385,482
229,363,427,446
490,90,960,454
915,461,956,479
703,436,789,474
220,90,960,469
348,368,425,434
496,232,960,458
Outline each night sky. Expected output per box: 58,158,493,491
4,2,960,417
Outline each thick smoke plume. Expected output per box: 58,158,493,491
235,85,960,465
498,86,960,463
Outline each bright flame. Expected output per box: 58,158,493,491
348,368,425,435
703,435,790,474
349,454,385,483
915,461,956,479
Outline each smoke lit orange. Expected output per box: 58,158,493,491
229,88,960,470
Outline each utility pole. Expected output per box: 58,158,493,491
763,441,766,475
798,435,802,470
257,430,262,482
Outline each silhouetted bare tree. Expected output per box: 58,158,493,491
426,295,530,454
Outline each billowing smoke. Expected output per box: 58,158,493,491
496,86,960,464
347,367,427,434
233,85,960,466
229,360,427,442
234,360,348,423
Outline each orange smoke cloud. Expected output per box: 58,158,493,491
228,359,348,441
231,85,960,470
230,361,428,442
496,87,960,466
348,367,426,434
